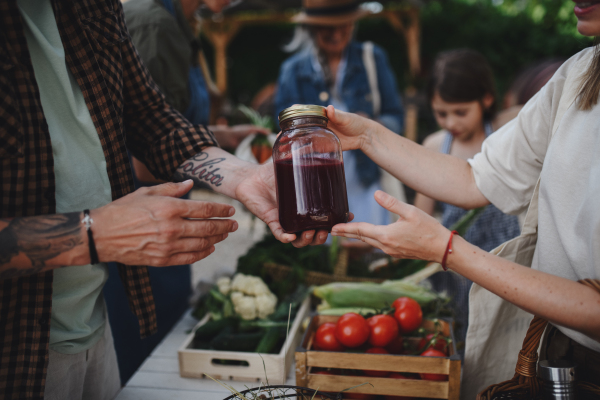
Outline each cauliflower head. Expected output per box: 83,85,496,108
228,273,277,319
230,291,257,320
231,273,271,296
216,276,231,295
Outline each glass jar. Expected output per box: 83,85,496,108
273,104,349,234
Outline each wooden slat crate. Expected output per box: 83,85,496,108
296,315,461,399
178,297,310,383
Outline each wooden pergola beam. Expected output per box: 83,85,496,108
199,4,422,140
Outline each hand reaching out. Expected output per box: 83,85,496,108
93,180,239,267
331,190,449,262
324,105,376,152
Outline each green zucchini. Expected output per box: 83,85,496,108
255,327,282,354
209,330,264,352
194,317,237,342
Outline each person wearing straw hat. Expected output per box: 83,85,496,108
274,0,404,228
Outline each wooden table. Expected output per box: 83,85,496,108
115,310,296,400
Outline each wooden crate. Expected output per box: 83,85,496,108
295,315,461,399
178,296,310,383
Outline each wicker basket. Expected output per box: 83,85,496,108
263,247,384,286
477,279,600,400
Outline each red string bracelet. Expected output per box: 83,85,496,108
441,230,459,271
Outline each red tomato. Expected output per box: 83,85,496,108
363,347,390,377
335,313,370,348
367,314,399,347
418,333,448,355
384,372,416,400
392,297,423,333
385,335,404,354
314,323,345,351
419,349,449,381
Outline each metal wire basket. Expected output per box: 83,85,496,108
222,385,337,400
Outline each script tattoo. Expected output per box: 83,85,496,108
0,213,83,279
174,151,225,188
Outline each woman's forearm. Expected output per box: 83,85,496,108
447,236,600,342
362,121,490,209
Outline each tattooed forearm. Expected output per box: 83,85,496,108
174,151,225,187
0,213,83,278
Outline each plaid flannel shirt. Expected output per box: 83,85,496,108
0,0,218,398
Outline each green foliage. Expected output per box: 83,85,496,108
238,104,275,131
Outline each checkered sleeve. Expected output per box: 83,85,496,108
116,0,218,181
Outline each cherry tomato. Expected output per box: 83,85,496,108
418,333,448,355
392,297,422,333
367,314,399,347
335,313,370,348
363,347,390,377
385,335,405,354
384,373,416,400
314,323,345,351
419,349,448,381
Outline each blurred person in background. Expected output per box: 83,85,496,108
495,58,565,127
274,0,405,230
414,49,521,355
124,0,270,183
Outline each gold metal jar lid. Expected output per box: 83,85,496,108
278,104,327,124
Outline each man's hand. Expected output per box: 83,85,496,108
93,180,238,266
235,162,330,247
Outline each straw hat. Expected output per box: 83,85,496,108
292,0,370,26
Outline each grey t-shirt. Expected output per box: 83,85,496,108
469,47,600,352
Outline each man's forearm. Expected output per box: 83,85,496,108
0,213,89,279
173,146,253,199
363,122,490,209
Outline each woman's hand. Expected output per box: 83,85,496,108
324,105,376,152
331,190,449,262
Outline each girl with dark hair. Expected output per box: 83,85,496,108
414,49,521,356
326,2,600,395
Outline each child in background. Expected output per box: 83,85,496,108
414,49,521,355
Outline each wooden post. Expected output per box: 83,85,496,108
200,20,241,94
382,10,421,141
404,86,418,142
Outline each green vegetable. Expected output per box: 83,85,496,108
238,105,275,131
313,280,441,309
194,317,237,342
209,329,264,352
255,327,282,354
317,307,378,316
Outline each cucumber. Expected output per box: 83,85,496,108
194,317,237,342
209,330,264,352
255,327,283,354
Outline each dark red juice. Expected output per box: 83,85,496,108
275,158,349,233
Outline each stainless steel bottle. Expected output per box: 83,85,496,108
538,359,578,400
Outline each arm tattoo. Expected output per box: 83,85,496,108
173,151,225,188
0,213,83,279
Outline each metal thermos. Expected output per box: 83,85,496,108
537,359,578,400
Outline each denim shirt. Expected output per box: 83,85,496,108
275,41,403,133
274,41,403,186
